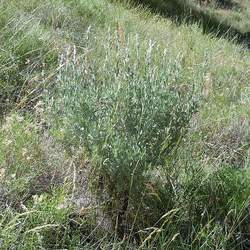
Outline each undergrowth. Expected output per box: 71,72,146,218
0,0,249,249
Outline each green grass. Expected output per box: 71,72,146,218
0,0,249,249
130,0,250,45
190,0,250,34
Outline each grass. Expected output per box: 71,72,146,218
130,0,250,46
0,0,249,249
190,0,250,34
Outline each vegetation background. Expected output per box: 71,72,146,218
0,0,249,249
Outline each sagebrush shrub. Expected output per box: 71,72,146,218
50,29,200,224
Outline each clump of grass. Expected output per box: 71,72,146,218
0,112,71,209
0,9,58,114
136,160,250,248
0,190,72,249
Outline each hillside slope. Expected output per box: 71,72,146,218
190,0,250,34
131,0,250,46
0,0,249,249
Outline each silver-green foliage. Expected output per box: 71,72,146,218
51,30,201,196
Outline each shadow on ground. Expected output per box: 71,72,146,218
130,0,250,49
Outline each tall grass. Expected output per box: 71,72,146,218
129,0,250,46
0,0,249,248
0,9,58,114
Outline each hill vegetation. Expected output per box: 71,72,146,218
131,0,250,46
0,0,249,249
190,0,250,34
